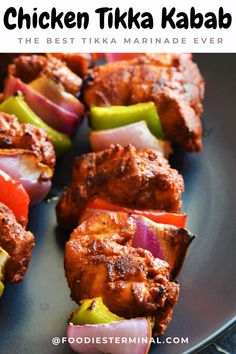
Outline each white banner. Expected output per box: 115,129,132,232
0,0,235,52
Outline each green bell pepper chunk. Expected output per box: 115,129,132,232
0,281,4,297
70,297,123,325
90,102,164,140
0,93,71,156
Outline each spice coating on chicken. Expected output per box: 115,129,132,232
0,112,56,170
57,144,184,229
65,212,179,335
83,53,204,151
0,203,34,283
0,53,91,89
80,209,195,279
52,53,93,77
8,54,82,96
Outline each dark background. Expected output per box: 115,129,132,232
195,54,236,354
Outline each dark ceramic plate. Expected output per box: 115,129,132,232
0,54,236,354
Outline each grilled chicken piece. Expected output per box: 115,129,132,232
52,53,93,77
57,144,184,229
8,54,82,96
0,203,34,283
0,112,55,170
0,53,92,90
80,209,194,279
83,53,204,151
65,212,179,335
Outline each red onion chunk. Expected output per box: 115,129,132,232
0,149,52,204
132,215,195,278
133,218,164,259
4,77,83,135
90,121,171,158
67,317,151,354
29,77,84,116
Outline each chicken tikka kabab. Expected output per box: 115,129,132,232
0,52,204,354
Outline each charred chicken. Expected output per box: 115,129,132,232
0,112,55,170
57,144,184,229
83,53,205,151
65,212,180,335
0,203,34,283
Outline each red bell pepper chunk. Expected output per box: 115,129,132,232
105,53,144,62
91,53,105,62
86,198,186,228
92,53,143,63
0,169,30,227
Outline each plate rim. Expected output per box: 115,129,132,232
183,317,236,354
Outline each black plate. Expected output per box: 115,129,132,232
0,54,236,354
